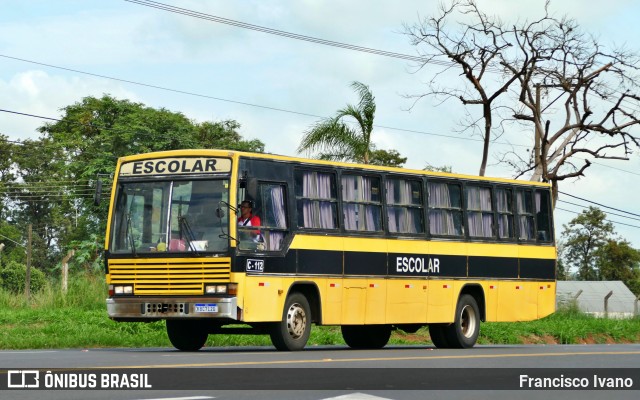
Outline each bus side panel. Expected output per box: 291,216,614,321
386,280,427,323
482,281,499,321
538,281,556,319
242,276,291,322
365,279,387,324
341,280,367,324
323,277,344,325
496,281,540,321
521,282,539,321
426,280,455,323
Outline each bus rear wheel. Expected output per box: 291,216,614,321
166,319,208,351
269,292,312,351
445,294,480,348
428,324,450,348
341,325,392,349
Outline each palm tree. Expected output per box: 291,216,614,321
298,81,377,164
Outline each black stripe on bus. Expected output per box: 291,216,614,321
234,250,555,280
468,256,518,279
298,249,343,275
344,251,387,276
520,258,556,279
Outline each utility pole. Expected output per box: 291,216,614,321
25,224,32,302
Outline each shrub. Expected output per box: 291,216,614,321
0,261,46,293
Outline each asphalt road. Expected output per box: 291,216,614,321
1,344,639,400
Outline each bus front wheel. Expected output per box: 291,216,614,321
445,294,480,348
166,319,208,351
269,292,312,351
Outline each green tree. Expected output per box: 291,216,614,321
369,149,407,168
196,120,264,152
561,207,615,280
596,239,640,295
298,81,405,166
10,94,264,272
423,164,453,173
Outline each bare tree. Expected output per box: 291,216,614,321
405,0,640,201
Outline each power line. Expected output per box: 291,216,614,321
559,191,640,218
0,54,324,119
555,207,640,229
122,0,454,66
557,199,640,222
0,101,528,148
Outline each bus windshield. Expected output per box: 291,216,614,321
110,178,230,254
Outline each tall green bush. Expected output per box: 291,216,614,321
0,261,46,293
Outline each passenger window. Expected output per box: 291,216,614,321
342,175,382,232
516,189,535,240
535,190,553,242
466,185,494,238
385,178,424,234
428,181,463,236
496,187,515,239
295,170,338,230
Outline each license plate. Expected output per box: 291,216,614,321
194,303,218,313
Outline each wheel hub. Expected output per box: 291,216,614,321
286,303,307,339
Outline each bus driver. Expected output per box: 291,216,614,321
237,200,261,227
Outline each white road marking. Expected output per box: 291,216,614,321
133,397,214,400
320,394,393,400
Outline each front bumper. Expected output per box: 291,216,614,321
107,296,238,320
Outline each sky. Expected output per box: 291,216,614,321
1,0,639,249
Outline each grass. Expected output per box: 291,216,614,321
0,274,638,349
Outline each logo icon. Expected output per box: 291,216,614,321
7,370,40,388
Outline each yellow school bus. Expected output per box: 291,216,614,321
103,149,556,351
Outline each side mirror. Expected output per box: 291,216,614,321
216,208,225,219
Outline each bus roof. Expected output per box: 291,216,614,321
116,149,551,188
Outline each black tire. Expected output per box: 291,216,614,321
166,319,208,351
341,325,392,349
444,294,481,348
270,292,312,351
428,323,450,348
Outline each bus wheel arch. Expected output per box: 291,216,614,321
269,285,318,351
459,284,486,322
444,293,481,348
286,282,322,324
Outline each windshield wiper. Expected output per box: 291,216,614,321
217,201,238,244
178,216,200,255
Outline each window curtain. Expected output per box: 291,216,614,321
301,172,336,229
516,191,534,240
428,182,458,235
467,186,493,237
342,176,381,231
496,188,513,238
386,179,421,234
267,185,286,250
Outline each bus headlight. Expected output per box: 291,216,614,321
204,283,237,295
112,285,133,295
205,284,227,294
